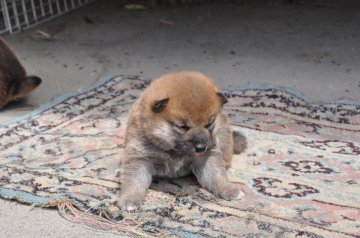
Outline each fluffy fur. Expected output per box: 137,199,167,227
118,71,247,212
0,37,41,109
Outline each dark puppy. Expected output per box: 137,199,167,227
0,38,41,109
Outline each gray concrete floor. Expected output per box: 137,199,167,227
0,0,359,237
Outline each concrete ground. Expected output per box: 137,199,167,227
0,0,359,237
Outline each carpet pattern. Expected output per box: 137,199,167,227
0,76,359,237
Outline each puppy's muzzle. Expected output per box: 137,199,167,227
189,128,212,154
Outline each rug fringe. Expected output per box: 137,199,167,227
57,202,154,238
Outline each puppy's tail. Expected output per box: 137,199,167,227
232,131,247,154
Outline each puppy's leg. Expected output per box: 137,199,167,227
118,159,152,212
193,155,244,200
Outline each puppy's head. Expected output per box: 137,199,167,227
142,71,227,156
9,75,42,101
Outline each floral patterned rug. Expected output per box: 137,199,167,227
0,76,359,238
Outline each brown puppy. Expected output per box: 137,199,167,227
0,38,41,109
119,71,246,212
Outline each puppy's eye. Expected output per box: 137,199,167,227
174,124,190,132
204,122,213,129
205,119,215,129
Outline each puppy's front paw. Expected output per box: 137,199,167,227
216,183,245,201
235,189,245,200
117,196,143,212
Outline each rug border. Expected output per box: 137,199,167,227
226,82,360,106
0,75,146,127
0,188,67,206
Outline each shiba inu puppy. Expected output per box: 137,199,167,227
0,38,42,109
119,71,246,212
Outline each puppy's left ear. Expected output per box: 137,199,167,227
217,92,228,106
152,98,169,113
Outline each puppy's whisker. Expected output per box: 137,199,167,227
205,145,209,152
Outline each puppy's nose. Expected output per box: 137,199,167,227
194,143,207,153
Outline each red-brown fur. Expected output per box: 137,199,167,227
118,71,247,212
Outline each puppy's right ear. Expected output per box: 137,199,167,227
152,98,169,113
217,92,228,106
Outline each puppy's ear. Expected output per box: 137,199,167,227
152,98,169,113
217,92,228,106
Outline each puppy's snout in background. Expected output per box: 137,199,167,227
26,76,42,87
11,75,42,100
